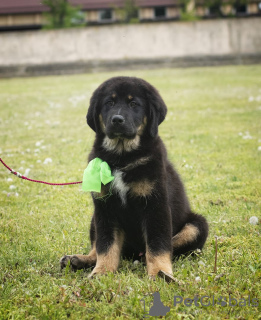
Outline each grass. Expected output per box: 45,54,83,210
0,65,261,319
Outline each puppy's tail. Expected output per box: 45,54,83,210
172,212,209,257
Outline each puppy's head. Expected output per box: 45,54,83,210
87,77,167,141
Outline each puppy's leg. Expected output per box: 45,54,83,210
146,250,173,279
172,212,208,257
60,246,97,270
89,230,124,277
144,200,173,278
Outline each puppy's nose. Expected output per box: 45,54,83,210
111,115,125,125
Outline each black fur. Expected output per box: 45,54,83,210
87,77,208,259
60,76,208,276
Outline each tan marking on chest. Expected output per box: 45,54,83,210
129,179,155,197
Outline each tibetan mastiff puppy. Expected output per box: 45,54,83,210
60,76,208,279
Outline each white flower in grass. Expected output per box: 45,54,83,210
258,146,261,152
24,168,30,177
198,261,205,267
43,158,52,165
249,216,259,225
195,276,201,282
9,185,16,190
7,178,13,182
242,131,253,140
35,141,43,147
133,260,140,266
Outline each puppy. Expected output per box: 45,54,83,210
60,76,208,279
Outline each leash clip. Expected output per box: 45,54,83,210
11,169,22,178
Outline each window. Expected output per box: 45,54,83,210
208,3,221,15
235,2,247,14
99,9,113,21
154,6,166,18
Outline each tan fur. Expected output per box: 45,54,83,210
102,135,140,154
73,246,97,266
112,93,116,98
137,116,147,135
102,117,146,154
129,179,155,197
146,250,173,277
92,183,110,199
89,231,124,277
99,114,106,133
128,95,133,100
172,224,199,249
60,243,97,270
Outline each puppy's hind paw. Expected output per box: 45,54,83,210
60,255,72,270
60,255,82,271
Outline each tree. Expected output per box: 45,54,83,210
114,0,139,23
43,0,84,29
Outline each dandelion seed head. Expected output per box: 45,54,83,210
249,216,259,225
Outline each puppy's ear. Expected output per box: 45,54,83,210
86,102,97,132
146,86,167,138
86,86,102,133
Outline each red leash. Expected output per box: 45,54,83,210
0,158,82,186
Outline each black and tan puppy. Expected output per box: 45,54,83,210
60,77,208,279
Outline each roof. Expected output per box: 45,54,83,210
0,0,177,14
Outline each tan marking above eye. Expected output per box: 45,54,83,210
112,93,116,98
128,95,133,100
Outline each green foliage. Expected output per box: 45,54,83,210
114,0,138,23
0,65,261,319
43,0,84,29
178,0,199,21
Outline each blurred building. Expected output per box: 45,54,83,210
0,0,260,31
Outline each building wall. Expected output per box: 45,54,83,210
167,7,179,18
0,13,43,26
139,8,154,20
248,3,259,14
0,18,260,71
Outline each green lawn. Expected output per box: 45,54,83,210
0,65,260,319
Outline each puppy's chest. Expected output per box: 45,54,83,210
111,169,155,205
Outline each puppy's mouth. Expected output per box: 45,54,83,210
106,130,137,140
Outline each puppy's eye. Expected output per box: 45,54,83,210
106,101,114,107
129,101,137,108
